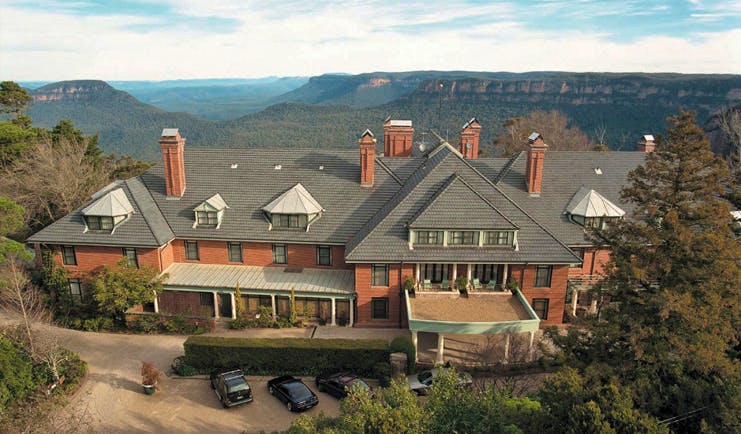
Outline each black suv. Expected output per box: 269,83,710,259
210,368,253,408
267,376,318,411
315,372,371,399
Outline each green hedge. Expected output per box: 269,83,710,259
183,336,390,376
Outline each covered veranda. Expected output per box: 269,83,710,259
405,289,540,364
157,263,356,326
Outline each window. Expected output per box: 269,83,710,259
484,231,514,246
273,214,308,229
371,264,388,286
415,230,443,245
272,244,287,264
184,241,199,261
570,248,585,268
196,211,218,227
581,216,621,230
316,245,332,266
68,278,82,303
86,216,114,231
62,246,77,266
449,231,479,245
473,264,502,285
532,298,549,320
228,242,243,263
534,265,553,287
422,264,448,284
123,248,138,268
200,292,214,306
371,297,389,320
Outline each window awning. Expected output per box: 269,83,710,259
262,183,324,215
160,263,353,296
566,186,625,218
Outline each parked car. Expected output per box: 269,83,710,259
267,376,319,411
209,368,253,408
406,367,473,395
315,372,371,399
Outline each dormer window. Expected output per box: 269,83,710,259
410,229,516,248
81,184,134,233
449,230,478,245
566,187,625,230
262,183,324,232
415,230,443,245
193,194,229,229
484,230,514,246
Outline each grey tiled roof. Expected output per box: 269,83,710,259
345,144,580,263
27,178,174,248
492,151,645,246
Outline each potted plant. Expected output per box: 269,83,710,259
506,278,520,292
141,361,164,395
403,276,415,294
455,276,469,291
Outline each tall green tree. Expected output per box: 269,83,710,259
89,259,166,324
551,109,740,433
0,81,32,119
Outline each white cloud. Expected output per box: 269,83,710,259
0,2,739,80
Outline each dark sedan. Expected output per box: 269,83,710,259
315,372,371,399
267,376,319,412
209,368,253,408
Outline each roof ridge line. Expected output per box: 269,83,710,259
126,177,175,246
493,152,522,184
457,154,582,262
375,157,402,185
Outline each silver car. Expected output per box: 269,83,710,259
406,367,473,395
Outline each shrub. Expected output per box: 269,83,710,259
183,336,390,376
373,362,392,387
141,361,164,389
389,336,416,373
0,335,37,412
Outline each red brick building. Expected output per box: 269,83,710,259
29,120,647,339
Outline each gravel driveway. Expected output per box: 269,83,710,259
44,326,340,433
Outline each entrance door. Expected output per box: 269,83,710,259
218,293,232,318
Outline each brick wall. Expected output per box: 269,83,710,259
567,247,611,278
510,264,568,326
171,239,350,270
354,263,412,328
51,244,162,283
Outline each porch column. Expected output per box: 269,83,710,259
503,334,511,364
451,263,457,281
349,299,354,326
502,265,509,289
436,333,445,365
411,330,418,363
528,330,536,361
153,291,159,313
212,291,219,318
230,293,236,319
415,264,420,284
467,264,472,281
571,289,579,316
270,294,277,319
330,297,336,326
590,298,598,314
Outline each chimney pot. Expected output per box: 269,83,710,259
525,132,548,195
159,128,186,197
383,119,414,157
637,134,655,153
359,129,376,187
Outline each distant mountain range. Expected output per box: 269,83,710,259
24,72,741,161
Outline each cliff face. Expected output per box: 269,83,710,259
31,80,124,102
408,75,741,111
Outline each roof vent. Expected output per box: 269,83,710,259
231,163,238,169
594,167,603,175
275,164,282,170
318,165,324,171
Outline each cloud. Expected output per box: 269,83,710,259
0,0,739,80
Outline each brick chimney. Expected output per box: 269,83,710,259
637,134,655,153
159,128,186,197
525,132,548,195
359,129,376,187
459,117,481,159
383,118,413,157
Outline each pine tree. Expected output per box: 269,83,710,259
552,110,740,433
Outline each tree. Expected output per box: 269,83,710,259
234,281,246,319
0,197,24,238
0,334,36,413
494,110,592,156
0,81,32,119
551,109,741,432
89,258,166,324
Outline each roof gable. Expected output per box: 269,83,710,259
566,186,626,217
194,193,229,212
81,188,134,217
410,174,517,230
262,183,324,215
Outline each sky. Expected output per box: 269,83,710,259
1,0,740,81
